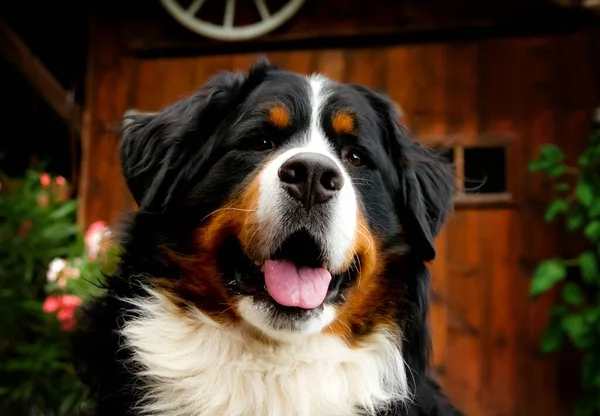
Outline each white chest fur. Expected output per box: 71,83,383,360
120,290,410,416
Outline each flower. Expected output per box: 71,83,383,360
60,318,77,331
42,294,82,331
60,294,82,308
52,176,70,201
40,173,51,187
55,176,66,186
43,296,62,313
47,258,67,283
85,221,109,261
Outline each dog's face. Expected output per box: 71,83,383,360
121,60,454,345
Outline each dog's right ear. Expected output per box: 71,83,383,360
120,58,277,211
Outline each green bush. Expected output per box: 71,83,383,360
529,115,600,416
0,168,115,415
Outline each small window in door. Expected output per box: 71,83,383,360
463,146,507,194
429,136,513,207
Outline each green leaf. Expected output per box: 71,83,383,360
544,199,569,222
48,200,78,220
528,159,548,172
547,165,566,177
562,314,593,348
589,202,600,218
529,145,565,173
584,221,600,242
540,144,565,163
579,251,598,284
555,182,570,192
540,321,564,353
576,181,595,207
562,282,585,305
530,259,567,296
567,212,585,230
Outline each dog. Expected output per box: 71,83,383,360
72,59,461,416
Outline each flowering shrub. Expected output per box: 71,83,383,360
0,168,118,415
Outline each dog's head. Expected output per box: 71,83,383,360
120,59,454,355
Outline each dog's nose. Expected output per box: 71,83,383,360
278,152,344,211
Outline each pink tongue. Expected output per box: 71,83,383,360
263,259,332,309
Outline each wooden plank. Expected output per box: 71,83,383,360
312,50,346,82
0,18,82,133
282,50,313,75
441,41,484,416
444,211,484,416
429,227,449,387
480,210,519,416
78,12,136,227
514,36,562,416
343,48,386,90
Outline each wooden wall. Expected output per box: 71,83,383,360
80,12,599,414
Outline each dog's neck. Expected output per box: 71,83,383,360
120,289,411,416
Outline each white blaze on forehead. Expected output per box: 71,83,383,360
255,75,358,273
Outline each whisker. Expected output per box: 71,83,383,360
200,207,256,223
355,227,374,254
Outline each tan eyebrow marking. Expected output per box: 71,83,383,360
266,105,291,129
331,111,356,135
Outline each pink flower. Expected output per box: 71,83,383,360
85,221,108,260
60,318,77,331
42,294,83,331
43,296,61,313
40,173,51,187
55,176,67,186
61,294,82,308
57,307,74,321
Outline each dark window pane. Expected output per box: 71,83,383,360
464,146,507,194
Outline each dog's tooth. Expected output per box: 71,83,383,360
260,263,265,273
322,261,328,270
254,260,261,267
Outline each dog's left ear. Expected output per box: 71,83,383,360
352,85,455,261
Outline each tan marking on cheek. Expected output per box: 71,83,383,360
165,176,264,324
325,213,400,345
332,111,356,136
267,105,291,130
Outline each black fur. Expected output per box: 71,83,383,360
72,60,461,416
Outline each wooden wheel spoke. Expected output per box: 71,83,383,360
223,0,236,29
161,0,305,41
186,0,206,16
254,0,271,21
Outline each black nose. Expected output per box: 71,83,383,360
278,152,344,211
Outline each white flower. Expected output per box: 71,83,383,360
47,258,67,283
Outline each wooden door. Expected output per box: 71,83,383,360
82,33,597,415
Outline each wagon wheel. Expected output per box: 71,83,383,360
160,0,305,41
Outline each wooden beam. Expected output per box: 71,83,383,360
0,19,81,133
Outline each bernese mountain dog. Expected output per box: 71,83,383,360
72,59,462,416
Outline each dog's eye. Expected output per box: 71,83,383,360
250,137,274,152
343,149,365,167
